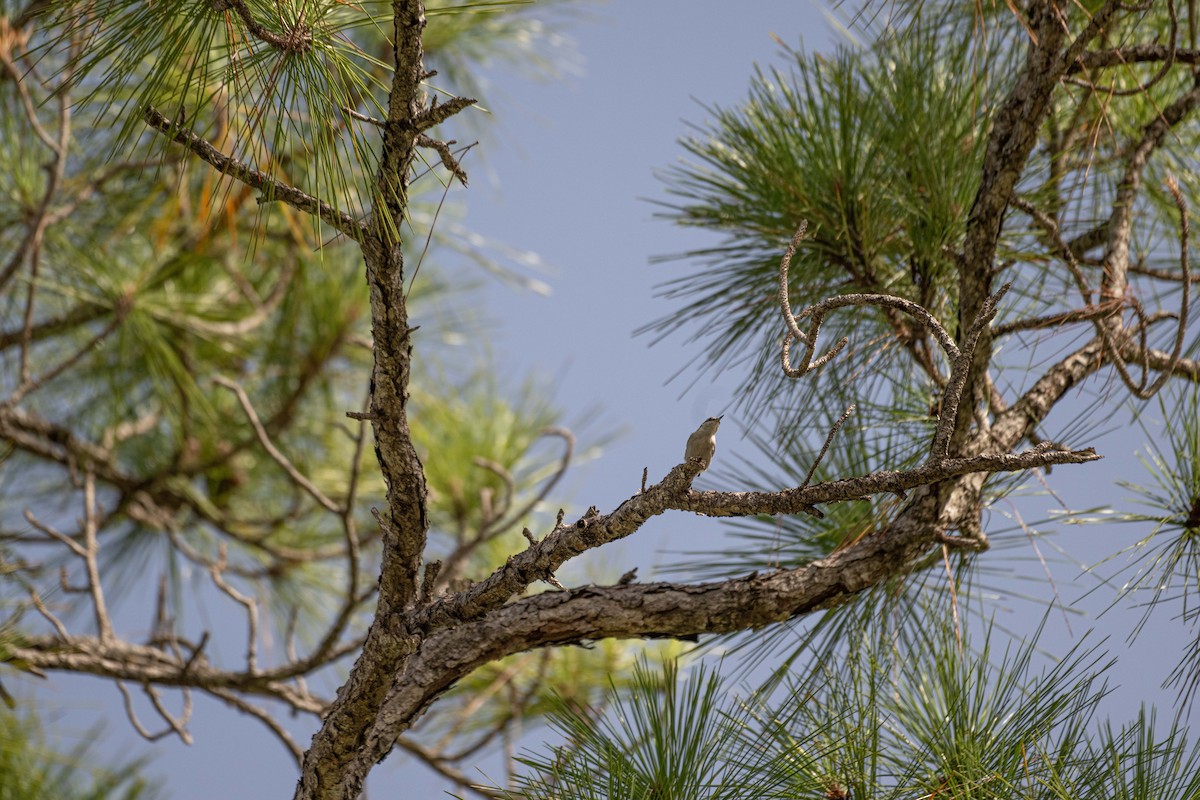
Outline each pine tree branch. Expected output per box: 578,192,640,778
7,634,327,714
296,1,436,796
209,0,313,54
355,441,1091,768
956,0,1127,450
410,444,1097,639
1073,45,1200,71
142,106,368,244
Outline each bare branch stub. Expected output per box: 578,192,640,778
210,544,260,674
416,134,471,186
800,404,855,491
215,376,342,514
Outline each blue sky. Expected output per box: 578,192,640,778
31,1,1190,796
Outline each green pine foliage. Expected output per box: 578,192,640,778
505,617,1200,800
0,706,161,800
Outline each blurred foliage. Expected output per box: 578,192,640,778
0,704,161,800
0,0,580,627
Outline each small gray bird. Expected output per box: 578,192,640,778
684,415,723,470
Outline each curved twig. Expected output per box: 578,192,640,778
473,457,516,527
1132,174,1192,399
778,222,849,375
210,544,260,674
210,0,313,54
481,427,575,538
1071,0,1178,98
779,222,960,379
1012,190,1188,401
116,681,189,743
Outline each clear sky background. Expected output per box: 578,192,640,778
28,1,1191,797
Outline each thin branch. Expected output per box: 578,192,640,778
0,44,60,154
1127,174,1191,399
1012,195,1159,397
800,404,855,491
284,607,310,700
473,457,516,528
482,427,574,538
81,471,113,641
185,255,298,337
116,681,183,743
392,736,505,800
210,0,313,53
28,589,69,640
993,302,1119,336
23,473,114,641
6,314,123,406
210,544,260,674
0,304,108,351
778,221,848,374
145,682,194,744
23,510,85,557
1011,196,1095,303
210,687,304,765
1098,69,1200,310
214,375,341,514
142,106,367,243
1073,45,1200,71
307,388,371,662
1071,0,1178,97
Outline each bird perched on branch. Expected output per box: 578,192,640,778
684,416,723,470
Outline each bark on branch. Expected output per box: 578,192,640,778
141,106,367,243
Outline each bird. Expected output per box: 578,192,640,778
684,415,723,470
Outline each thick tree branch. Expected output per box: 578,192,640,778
294,0,473,795
1098,71,1200,308
956,0,1125,448
1072,45,1200,71
343,443,1099,777
354,439,1081,772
